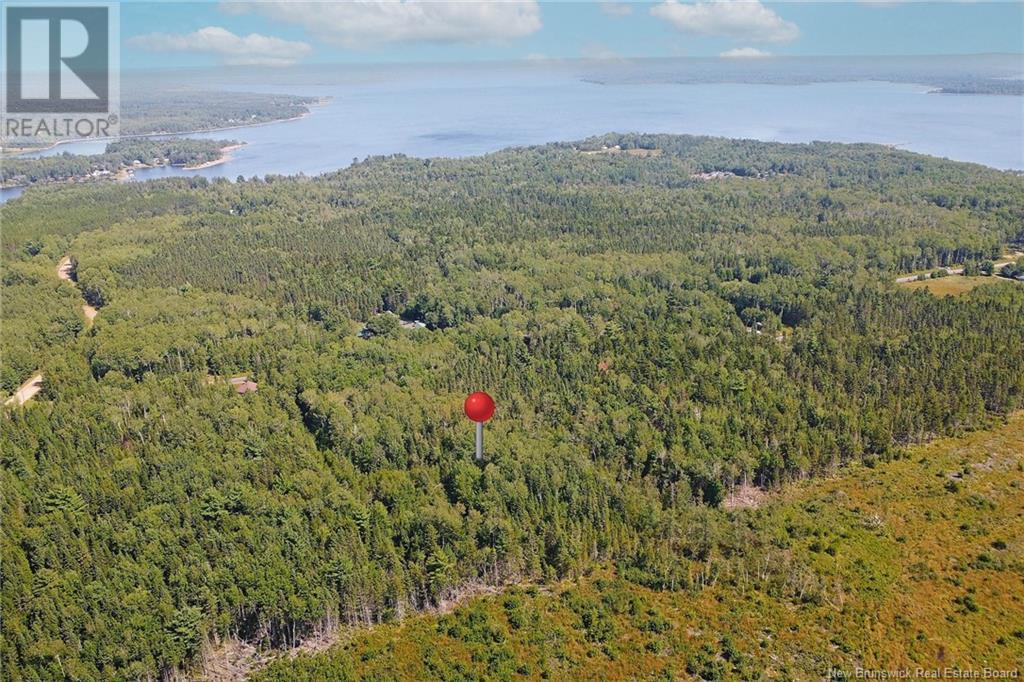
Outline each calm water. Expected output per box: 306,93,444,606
3,64,1022,203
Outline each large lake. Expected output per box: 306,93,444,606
3,62,1022,203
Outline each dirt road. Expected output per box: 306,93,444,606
895,256,1020,283
57,256,98,323
5,256,96,408
4,374,43,407
57,256,74,281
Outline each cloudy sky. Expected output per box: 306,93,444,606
121,1,1024,68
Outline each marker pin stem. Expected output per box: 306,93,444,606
464,391,495,461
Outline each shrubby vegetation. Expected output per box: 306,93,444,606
1,139,235,188
255,414,1024,680
1,134,1022,679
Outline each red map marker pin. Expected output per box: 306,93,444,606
464,391,494,460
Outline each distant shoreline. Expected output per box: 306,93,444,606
0,98,328,190
1,97,330,157
3,142,251,190
184,143,247,170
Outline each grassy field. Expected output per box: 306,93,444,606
255,414,1024,681
900,275,1016,297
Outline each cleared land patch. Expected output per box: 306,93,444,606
900,275,1015,297
3,373,42,407
254,414,1024,680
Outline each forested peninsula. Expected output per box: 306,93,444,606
1,90,318,155
2,134,1022,679
1,139,239,189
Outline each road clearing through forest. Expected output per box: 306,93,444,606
3,374,43,407
4,256,97,408
894,252,1023,283
57,256,99,323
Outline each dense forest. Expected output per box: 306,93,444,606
1,139,236,188
116,90,319,136
255,415,1024,679
1,134,1023,680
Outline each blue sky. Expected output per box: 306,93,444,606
121,1,1024,69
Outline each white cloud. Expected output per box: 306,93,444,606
651,0,799,43
223,1,542,48
600,2,635,17
128,26,311,66
720,46,773,58
581,42,623,61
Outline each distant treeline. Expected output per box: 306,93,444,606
117,90,318,136
1,90,317,151
0,139,235,187
580,54,1024,96
933,81,1024,96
